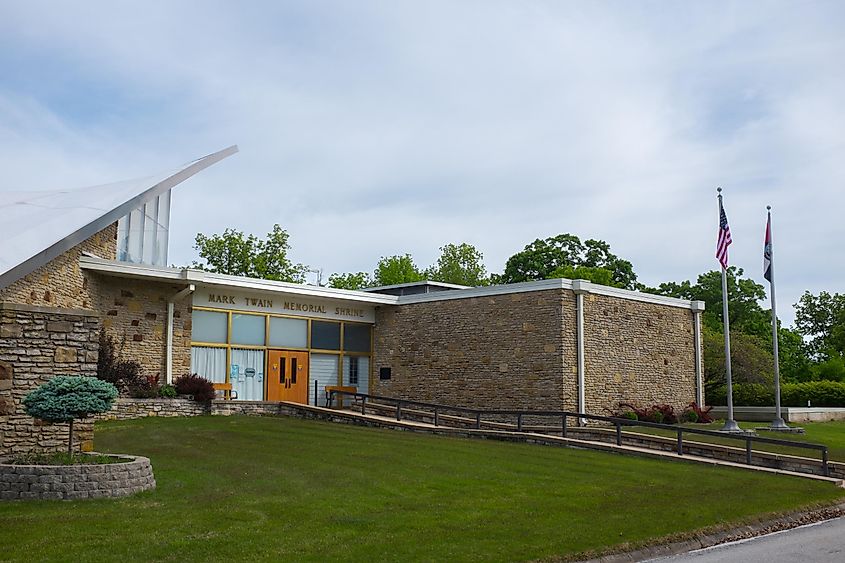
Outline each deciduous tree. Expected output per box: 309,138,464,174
373,254,424,286
192,224,308,283
426,243,489,287
794,291,845,360
647,267,769,337
328,272,373,290
501,234,637,289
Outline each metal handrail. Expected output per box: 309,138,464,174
328,390,831,476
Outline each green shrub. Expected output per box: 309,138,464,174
708,381,845,407
175,374,216,403
128,386,159,398
128,374,162,399
159,384,177,398
9,453,122,465
681,409,699,423
23,376,118,453
614,403,677,424
810,357,845,382
96,329,143,392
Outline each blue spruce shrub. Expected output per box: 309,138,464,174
23,376,118,453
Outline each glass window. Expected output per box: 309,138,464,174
269,317,307,348
192,310,228,343
343,355,369,394
230,348,265,401
311,321,340,350
190,346,226,383
309,353,339,406
343,324,371,352
231,313,265,346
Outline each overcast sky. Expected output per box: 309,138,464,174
1,1,843,325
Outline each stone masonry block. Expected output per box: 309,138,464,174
0,361,12,381
0,324,22,338
53,347,77,363
46,321,73,333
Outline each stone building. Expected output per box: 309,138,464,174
0,145,705,455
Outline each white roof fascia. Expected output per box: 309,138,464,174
80,255,189,282
79,257,700,311
0,145,238,290
79,256,398,306
397,277,699,310
189,271,398,305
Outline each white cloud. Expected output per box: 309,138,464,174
1,1,844,325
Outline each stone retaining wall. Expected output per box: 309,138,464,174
0,454,155,500
212,400,286,417
94,398,287,421
710,406,845,423
96,398,209,420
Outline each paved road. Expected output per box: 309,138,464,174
652,517,845,562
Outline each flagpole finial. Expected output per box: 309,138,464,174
767,205,771,211
717,187,722,194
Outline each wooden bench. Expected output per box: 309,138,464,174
213,383,237,401
324,385,358,408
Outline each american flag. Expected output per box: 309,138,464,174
716,197,732,270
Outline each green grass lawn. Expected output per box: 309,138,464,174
1,416,843,563
629,420,845,462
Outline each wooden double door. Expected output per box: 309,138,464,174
267,350,309,404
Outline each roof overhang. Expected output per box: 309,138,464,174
79,256,399,306
0,146,238,290
79,257,701,311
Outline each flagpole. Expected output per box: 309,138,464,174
767,206,789,430
718,188,741,432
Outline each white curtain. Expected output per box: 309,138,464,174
230,349,265,401
190,347,226,383
343,356,370,395
309,354,338,407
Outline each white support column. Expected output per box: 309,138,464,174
166,284,195,384
691,300,706,406
572,280,590,426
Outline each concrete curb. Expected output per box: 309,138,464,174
573,501,845,562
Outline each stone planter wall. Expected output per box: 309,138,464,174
94,398,287,420
0,453,155,500
212,400,286,417
95,398,208,421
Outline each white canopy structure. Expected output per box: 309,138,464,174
0,145,238,289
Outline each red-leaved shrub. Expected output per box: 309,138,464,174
174,374,216,403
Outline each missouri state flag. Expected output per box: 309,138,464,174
763,213,772,282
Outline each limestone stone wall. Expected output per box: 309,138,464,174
372,289,576,411
96,278,192,380
372,288,697,416
0,223,117,310
93,399,285,420
582,293,697,414
0,454,155,500
95,398,208,420
0,304,99,454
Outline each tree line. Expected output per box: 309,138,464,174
191,225,845,386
